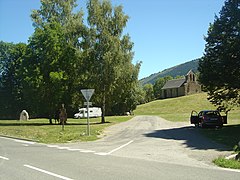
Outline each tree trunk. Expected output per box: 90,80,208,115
101,89,106,123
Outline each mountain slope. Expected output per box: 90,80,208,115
140,58,200,85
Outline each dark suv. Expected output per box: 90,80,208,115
190,110,227,128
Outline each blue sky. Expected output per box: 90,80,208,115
0,0,225,79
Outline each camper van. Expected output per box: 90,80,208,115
74,107,102,119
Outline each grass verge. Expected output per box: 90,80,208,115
213,157,240,169
200,125,240,169
134,93,240,124
0,116,132,143
199,125,240,148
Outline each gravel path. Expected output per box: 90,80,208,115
64,116,232,169
97,116,232,167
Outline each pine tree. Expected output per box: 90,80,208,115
199,0,240,111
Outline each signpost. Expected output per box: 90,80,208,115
81,89,95,136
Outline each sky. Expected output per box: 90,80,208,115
0,0,226,79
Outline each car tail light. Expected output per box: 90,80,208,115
203,116,208,120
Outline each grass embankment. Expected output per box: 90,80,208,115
135,93,240,169
0,116,131,143
135,93,240,124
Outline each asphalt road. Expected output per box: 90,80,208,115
0,116,240,180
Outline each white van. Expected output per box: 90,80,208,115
74,107,102,119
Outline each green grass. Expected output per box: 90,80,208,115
0,116,132,143
213,157,240,169
134,93,240,124
200,125,240,148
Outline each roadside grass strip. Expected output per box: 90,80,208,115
24,164,74,180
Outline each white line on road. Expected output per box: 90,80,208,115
56,146,70,150
67,148,85,151
0,155,9,160
24,164,74,180
47,145,59,148
107,140,134,155
95,152,108,156
14,139,36,145
95,140,134,156
47,145,95,153
80,150,95,153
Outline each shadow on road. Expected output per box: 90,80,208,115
144,125,233,152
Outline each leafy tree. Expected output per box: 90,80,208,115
199,0,240,111
110,63,141,115
0,0,141,120
153,76,173,99
25,0,86,117
0,42,27,118
143,83,154,103
86,0,140,122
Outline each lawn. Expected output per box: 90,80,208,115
134,93,240,125
0,116,132,143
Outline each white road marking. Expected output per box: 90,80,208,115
47,145,59,148
80,150,95,153
220,167,240,173
24,164,74,180
0,156,9,160
0,136,36,146
95,140,134,156
47,145,96,153
14,139,35,145
57,146,70,150
95,152,108,156
0,137,7,140
67,148,85,151
107,140,134,155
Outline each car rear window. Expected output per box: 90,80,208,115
204,111,220,117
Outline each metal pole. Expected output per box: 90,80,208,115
87,101,90,136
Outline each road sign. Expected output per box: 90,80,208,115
81,89,95,136
81,89,95,101
84,102,92,106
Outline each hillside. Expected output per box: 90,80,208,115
134,93,240,125
140,58,200,85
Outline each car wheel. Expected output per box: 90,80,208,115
200,122,205,128
194,123,199,128
216,124,223,129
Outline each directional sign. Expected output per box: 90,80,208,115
81,89,95,101
84,102,92,106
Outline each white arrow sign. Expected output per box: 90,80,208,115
81,89,95,101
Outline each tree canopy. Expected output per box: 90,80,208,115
199,0,240,111
85,0,141,122
0,0,141,120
